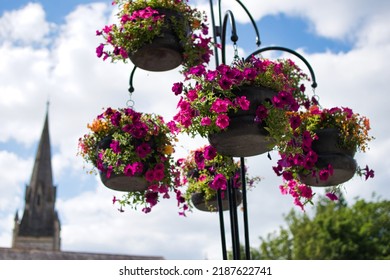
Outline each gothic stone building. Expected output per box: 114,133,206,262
0,111,163,260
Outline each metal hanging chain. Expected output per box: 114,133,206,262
126,89,135,109
311,86,321,107
233,42,240,62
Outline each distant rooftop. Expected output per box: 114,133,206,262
0,247,164,260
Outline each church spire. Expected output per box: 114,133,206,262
13,108,61,251
28,109,54,197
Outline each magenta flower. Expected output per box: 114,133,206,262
102,25,113,34
194,150,205,170
289,115,301,130
129,121,148,139
172,82,183,96
201,117,211,126
136,143,152,158
124,164,136,176
153,168,165,181
204,145,217,160
273,165,283,176
106,166,113,179
218,76,233,90
304,150,318,169
210,98,230,113
301,130,313,151
362,165,375,180
110,140,121,154
282,171,294,181
298,184,313,199
326,192,339,201
206,70,218,81
167,120,180,134
187,89,198,101
199,174,207,181
235,96,250,110
210,174,227,190
145,192,158,207
96,43,104,58
119,48,128,59
215,114,230,129
145,169,155,182
110,111,121,126
173,110,193,128
300,84,306,93
242,67,258,80
124,162,144,176
255,105,268,122
319,169,331,181
279,185,288,195
112,196,118,204
216,64,230,75
342,107,354,118
294,198,305,211
187,65,206,77
154,163,165,171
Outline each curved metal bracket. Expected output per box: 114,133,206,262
218,0,260,46
126,66,137,108
128,65,137,93
210,0,261,66
234,0,261,46
245,46,318,88
221,10,238,64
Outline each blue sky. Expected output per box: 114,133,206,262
1,0,389,260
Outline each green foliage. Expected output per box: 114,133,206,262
233,192,390,259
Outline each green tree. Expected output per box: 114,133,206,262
237,193,390,259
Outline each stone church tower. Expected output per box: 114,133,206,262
12,110,61,251
0,108,161,259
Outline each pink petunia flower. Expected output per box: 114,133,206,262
215,114,230,129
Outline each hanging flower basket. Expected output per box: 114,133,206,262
95,135,149,192
273,105,375,210
298,128,357,186
190,190,242,212
78,107,187,214
127,8,188,71
178,145,260,212
96,0,213,72
172,56,311,157
208,85,276,157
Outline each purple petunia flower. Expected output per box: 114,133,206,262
110,140,121,154
136,143,152,158
204,145,217,160
172,82,183,96
326,192,339,201
210,174,227,191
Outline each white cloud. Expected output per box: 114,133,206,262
0,3,54,45
219,0,390,43
0,151,32,211
0,43,53,145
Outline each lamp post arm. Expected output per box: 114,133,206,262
210,0,261,66
209,0,221,66
246,46,318,88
